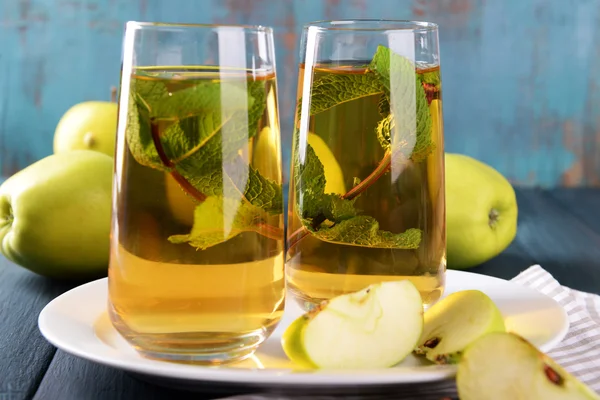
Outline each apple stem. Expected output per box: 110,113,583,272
0,196,13,228
489,208,500,228
423,82,440,105
252,223,284,241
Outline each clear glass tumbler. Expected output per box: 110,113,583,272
286,20,446,310
109,22,285,364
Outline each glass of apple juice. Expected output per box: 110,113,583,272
108,22,285,364
286,20,446,310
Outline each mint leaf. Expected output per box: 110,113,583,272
126,92,165,170
134,77,251,121
308,74,383,115
301,193,357,222
176,156,282,215
323,194,357,221
368,46,434,162
168,196,265,250
306,216,422,249
375,113,393,151
294,138,326,203
226,156,283,214
375,103,434,163
247,79,267,129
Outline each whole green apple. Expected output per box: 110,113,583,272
446,153,518,269
0,150,113,279
53,101,118,157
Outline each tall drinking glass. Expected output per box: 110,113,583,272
109,22,285,364
287,20,445,309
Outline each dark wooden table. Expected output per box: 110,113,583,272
2,188,600,400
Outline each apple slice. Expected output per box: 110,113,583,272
457,332,600,400
416,290,505,364
282,280,423,369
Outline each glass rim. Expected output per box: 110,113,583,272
125,21,273,33
303,19,438,32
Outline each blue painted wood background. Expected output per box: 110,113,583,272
0,0,599,187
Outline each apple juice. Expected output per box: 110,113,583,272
286,52,446,309
109,67,285,362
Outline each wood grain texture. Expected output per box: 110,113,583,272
33,350,225,400
548,188,600,232
0,259,79,400
0,0,599,187
510,188,600,293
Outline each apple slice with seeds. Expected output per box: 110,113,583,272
416,290,505,364
457,332,600,400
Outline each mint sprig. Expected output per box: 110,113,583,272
307,73,384,115
126,74,283,250
289,45,435,250
305,216,422,249
291,133,420,249
168,196,270,250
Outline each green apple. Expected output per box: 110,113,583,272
54,101,118,157
446,153,518,269
281,280,423,369
415,290,505,364
0,150,113,279
457,332,600,400
308,132,346,194
252,126,282,182
165,172,196,227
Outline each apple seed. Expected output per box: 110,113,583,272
544,364,564,386
488,208,500,228
423,337,441,348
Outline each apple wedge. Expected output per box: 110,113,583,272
457,332,600,400
282,280,423,369
416,290,505,364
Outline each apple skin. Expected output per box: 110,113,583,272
308,132,345,194
445,153,518,269
280,315,316,369
0,150,113,279
165,173,196,227
54,101,118,157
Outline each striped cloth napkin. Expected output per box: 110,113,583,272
218,265,600,400
512,265,600,392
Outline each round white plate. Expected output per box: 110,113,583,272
38,270,568,390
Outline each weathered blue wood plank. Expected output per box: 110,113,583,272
0,0,599,187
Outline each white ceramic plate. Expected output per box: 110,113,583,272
38,270,568,390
